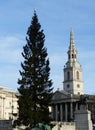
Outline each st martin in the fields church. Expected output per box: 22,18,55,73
51,29,95,123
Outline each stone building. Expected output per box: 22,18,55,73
0,87,18,120
51,30,95,123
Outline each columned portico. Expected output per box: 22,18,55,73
52,100,80,122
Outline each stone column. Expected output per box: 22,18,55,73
2,97,5,119
86,104,88,109
70,102,73,119
55,104,58,121
51,106,53,120
65,103,67,121
75,103,78,111
0,97,3,119
60,104,63,121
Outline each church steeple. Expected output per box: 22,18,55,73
67,29,78,65
70,29,75,50
63,29,84,95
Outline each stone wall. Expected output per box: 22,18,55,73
75,106,93,130
52,122,76,130
0,120,13,130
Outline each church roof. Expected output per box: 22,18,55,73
51,90,80,104
65,60,81,68
51,90,95,104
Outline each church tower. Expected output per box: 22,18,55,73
63,30,84,95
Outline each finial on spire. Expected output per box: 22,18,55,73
70,26,73,33
70,27,74,38
70,27,74,46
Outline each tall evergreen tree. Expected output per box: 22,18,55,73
14,11,53,130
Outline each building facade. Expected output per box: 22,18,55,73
51,30,95,123
0,87,18,120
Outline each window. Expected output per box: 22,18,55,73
67,84,70,88
77,84,80,88
78,92,80,95
76,71,79,80
72,54,74,58
75,54,76,58
69,54,70,59
67,71,70,80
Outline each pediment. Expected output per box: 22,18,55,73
52,90,71,100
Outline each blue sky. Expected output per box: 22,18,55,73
0,0,95,94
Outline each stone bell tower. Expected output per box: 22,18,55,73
63,30,84,95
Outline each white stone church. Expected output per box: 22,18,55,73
51,30,95,130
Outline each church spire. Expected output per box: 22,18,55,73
69,29,75,50
68,29,77,62
63,30,84,95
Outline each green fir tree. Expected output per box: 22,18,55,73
13,11,53,130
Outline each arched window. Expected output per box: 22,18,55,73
72,54,74,58
67,84,70,88
69,54,70,59
67,71,70,80
77,84,80,88
78,92,80,95
76,71,79,80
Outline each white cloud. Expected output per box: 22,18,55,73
0,36,24,90
50,54,66,66
0,36,23,64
